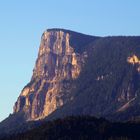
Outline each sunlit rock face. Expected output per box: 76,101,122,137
127,55,140,65
14,29,90,120
127,54,140,73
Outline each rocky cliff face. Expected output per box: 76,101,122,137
13,29,140,122
13,29,90,120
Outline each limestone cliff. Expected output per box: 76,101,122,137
13,29,91,120
13,30,140,123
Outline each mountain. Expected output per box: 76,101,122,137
1,29,140,136
1,116,140,140
13,29,99,120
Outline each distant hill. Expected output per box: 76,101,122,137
1,116,140,140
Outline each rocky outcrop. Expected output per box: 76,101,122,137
13,30,140,122
14,29,90,120
127,54,140,73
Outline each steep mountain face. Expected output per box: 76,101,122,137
47,37,140,121
12,30,140,122
13,29,97,120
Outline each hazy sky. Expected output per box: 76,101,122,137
0,0,140,122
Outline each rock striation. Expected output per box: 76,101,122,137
13,29,91,120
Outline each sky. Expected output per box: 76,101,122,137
0,0,140,122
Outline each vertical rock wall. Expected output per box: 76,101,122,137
14,29,87,120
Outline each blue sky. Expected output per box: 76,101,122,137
0,0,140,121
